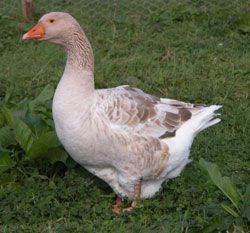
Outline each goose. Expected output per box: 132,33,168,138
23,12,222,213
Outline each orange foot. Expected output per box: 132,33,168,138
112,180,141,213
112,196,123,213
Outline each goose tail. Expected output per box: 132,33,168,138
162,105,222,179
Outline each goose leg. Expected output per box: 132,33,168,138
122,180,141,212
112,196,123,213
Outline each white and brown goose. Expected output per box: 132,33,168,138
23,12,221,213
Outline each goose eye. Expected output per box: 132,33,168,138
49,19,55,23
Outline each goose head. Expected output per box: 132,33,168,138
23,12,94,72
23,12,82,45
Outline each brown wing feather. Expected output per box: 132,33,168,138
97,86,203,139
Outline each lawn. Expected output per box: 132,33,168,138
0,0,249,232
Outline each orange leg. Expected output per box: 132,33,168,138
112,180,142,213
112,196,123,213
122,180,141,212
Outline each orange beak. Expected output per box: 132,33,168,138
23,22,45,40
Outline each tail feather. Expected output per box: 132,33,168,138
199,118,221,131
162,104,222,180
163,104,222,156
190,105,222,134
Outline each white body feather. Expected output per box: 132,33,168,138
53,76,221,198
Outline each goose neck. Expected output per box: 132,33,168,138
64,32,94,73
61,28,95,95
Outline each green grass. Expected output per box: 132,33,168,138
0,0,250,232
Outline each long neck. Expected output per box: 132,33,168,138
64,28,94,72
62,27,95,96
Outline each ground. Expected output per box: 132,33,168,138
0,0,249,232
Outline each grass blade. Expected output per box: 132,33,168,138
29,84,54,111
0,126,16,147
2,107,34,153
0,152,15,173
221,203,239,218
199,158,242,212
27,131,61,160
45,147,68,164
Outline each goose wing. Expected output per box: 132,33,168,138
96,86,201,139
